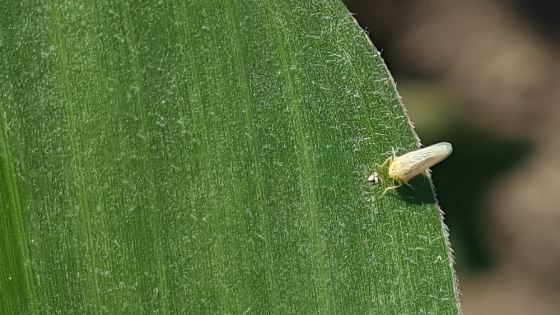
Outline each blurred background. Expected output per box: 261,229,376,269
342,0,560,314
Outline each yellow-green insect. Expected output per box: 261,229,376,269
376,142,453,194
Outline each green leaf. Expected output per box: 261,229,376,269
0,0,461,314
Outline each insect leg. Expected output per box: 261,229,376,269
403,181,415,190
383,180,403,194
379,156,392,168
380,147,398,168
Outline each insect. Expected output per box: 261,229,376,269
377,142,453,194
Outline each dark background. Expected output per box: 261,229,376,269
343,1,560,314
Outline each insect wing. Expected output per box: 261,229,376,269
396,142,452,182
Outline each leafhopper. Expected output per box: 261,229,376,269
377,142,453,194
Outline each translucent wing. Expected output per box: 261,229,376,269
393,142,452,182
